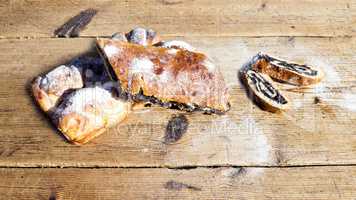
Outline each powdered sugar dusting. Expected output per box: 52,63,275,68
62,87,114,115
126,56,177,93
161,40,196,52
104,45,121,58
339,93,356,111
40,65,83,95
166,115,271,167
239,116,270,164
310,57,356,112
127,57,155,90
130,57,154,75
159,70,172,83
167,48,178,55
202,57,216,73
57,87,126,127
293,98,304,109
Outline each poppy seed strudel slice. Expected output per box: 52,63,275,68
252,53,323,86
96,38,230,113
241,69,289,112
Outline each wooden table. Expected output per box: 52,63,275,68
0,0,355,199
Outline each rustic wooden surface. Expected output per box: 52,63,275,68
1,167,356,200
0,0,355,38
0,0,355,199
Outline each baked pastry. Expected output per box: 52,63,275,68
155,40,196,52
241,69,289,112
32,65,83,112
96,38,230,113
32,28,230,146
252,53,323,86
125,27,161,46
32,58,131,145
52,86,131,145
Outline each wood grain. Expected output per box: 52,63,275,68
1,1,354,199
0,36,355,167
1,166,356,199
0,0,355,38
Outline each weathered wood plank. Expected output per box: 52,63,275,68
1,166,356,199
0,36,355,167
0,0,354,38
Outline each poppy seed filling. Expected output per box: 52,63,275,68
96,42,230,115
247,70,288,105
259,54,318,76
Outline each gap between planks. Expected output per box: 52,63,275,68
3,163,356,169
0,35,353,40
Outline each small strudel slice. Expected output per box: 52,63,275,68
241,69,289,112
252,53,323,86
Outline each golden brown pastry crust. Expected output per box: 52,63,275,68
58,113,108,145
31,64,131,145
241,69,289,112
31,65,83,112
53,87,131,145
96,38,230,113
252,53,324,86
32,77,58,112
